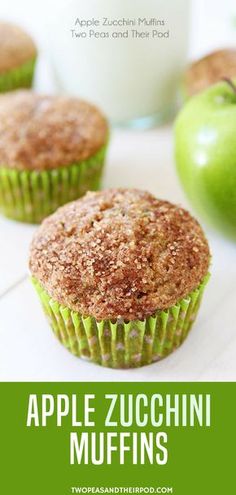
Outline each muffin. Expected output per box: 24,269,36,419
29,188,210,368
183,49,236,98
0,91,109,223
0,22,37,92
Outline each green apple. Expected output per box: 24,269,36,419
175,79,236,239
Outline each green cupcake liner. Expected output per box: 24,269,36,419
0,58,36,92
32,274,210,369
0,144,107,223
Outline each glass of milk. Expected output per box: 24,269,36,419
46,0,190,127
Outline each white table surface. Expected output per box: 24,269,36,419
0,126,235,382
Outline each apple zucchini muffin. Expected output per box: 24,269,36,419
30,188,210,368
0,22,37,92
183,49,236,98
0,90,108,223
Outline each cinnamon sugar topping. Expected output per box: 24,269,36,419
29,189,210,320
0,91,108,171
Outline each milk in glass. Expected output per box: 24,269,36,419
47,0,190,126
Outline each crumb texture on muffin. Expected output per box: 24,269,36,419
0,91,108,171
0,22,37,73
30,189,210,321
184,49,236,97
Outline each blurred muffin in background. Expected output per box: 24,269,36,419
0,21,37,92
183,49,236,98
0,90,109,223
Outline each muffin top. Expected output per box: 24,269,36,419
0,22,37,74
0,91,108,171
30,189,210,321
184,49,236,97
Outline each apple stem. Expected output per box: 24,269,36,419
222,77,236,94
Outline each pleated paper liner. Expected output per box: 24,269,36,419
0,144,107,223
32,274,210,369
0,58,36,92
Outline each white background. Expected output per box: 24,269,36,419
0,0,236,381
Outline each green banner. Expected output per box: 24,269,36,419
0,382,234,495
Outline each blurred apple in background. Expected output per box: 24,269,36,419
175,79,236,240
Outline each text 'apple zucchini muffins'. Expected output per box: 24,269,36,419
0,22,37,92
0,91,109,223
29,189,210,369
